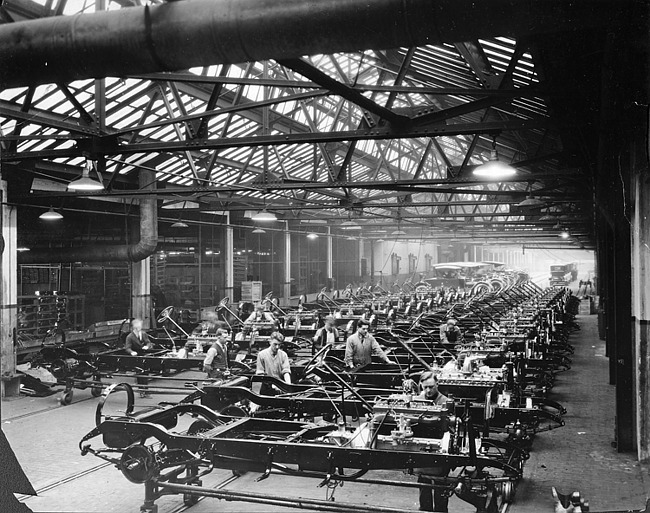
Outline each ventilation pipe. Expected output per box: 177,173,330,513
0,0,617,89
19,169,158,264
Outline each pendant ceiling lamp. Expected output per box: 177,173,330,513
517,194,545,207
307,232,319,240
340,214,361,230
252,227,266,234
252,209,277,222
539,209,556,222
171,214,188,228
68,159,105,191
473,137,517,179
39,207,63,220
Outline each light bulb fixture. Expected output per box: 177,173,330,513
17,247,30,252
376,238,385,243
68,159,105,191
340,213,362,230
559,231,570,239
171,215,189,228
346,236,356,241
472,137,517,179
539,209,556,222
340,219,361,230
517,194,545,207
252,209,277,222
252,227,266,234
39,208,63,220
307,232,319,240
391,229,406,236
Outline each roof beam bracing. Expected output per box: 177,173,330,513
205,62,253,183
455,41,527,178
278,58,411,127
26,174,582,198
158,83,200,183
195,64,231,140
454,40,499,89
1,119,548,161
0,99,100,136
131,73,552,97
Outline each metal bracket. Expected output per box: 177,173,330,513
255,448,275,482
318,451,336,488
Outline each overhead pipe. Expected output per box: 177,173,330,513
19,169,157,264
0,0,617,89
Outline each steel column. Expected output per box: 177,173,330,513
284,221,291,300
0,180,19,397
224,213,234,301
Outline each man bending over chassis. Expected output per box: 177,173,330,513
417,371,451,512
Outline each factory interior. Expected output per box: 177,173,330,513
0,1,649,512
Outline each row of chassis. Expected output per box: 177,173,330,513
71,277,579,513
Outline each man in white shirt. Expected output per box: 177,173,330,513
256,332,291,392
245,305,276,324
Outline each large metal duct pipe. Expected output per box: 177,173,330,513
0,0,617,89
19,169,158,264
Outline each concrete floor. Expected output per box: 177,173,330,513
2,314,649,512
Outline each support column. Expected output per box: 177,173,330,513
1,180,20,397
326,226,333,288
632,164,650,460
224,213,234,301
359,238,364,279
283,222,291,300
131,257,152,328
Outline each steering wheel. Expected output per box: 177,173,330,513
303,344,333,377
303,346,372,412
218,297,230,309
157,306,175,324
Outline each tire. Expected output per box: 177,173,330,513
91,386,103,398
61,390,73,406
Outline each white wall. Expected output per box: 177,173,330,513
371,239,439,282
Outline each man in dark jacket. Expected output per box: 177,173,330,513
125,318,152,356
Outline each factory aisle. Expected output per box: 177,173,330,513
510,313,650,512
